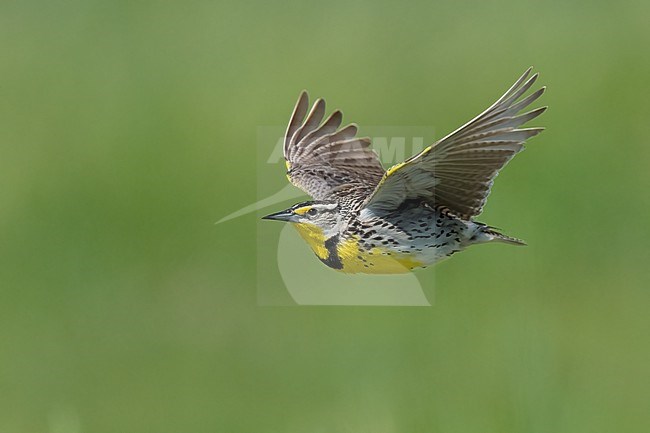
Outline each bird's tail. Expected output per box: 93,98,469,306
473,225,526,246
483,227,526,246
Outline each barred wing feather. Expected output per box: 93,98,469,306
283,91,385,200
362,67,546,219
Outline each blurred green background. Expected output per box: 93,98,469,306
1,0,649,431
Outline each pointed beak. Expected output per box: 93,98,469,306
261,209,295,222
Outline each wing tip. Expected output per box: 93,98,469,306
526,105,548,119
524,71,539,87
295,90,309,106
310,97,326,112
345,122,359,134
522,126,546,137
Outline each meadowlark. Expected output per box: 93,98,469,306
263,68,546,274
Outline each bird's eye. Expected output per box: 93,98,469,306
307,208,318,217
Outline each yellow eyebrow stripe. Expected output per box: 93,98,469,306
293,206,312,215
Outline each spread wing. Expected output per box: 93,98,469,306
362,67,546,219
283,91,385,200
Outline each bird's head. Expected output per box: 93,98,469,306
262,201,342,239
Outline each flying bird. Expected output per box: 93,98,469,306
263,68,546,274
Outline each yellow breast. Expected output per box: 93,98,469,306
336,236,422,274
292,223,329,260
292,223,421,274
